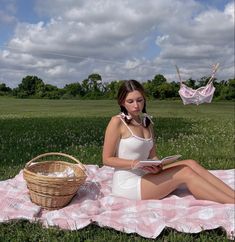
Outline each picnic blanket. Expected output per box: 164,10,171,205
0,165,234,239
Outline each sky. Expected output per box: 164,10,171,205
0,0,234,88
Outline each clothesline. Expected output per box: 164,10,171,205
1,45,228,76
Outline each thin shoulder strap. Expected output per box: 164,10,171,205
175,65,183,85
207,63,219,85
118,115,134,136
176,64,219,86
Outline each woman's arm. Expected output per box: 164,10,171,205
102,116,137,169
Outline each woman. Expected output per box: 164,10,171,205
102,80,234,203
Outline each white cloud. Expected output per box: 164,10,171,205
224,1,235,19
0,0,17,27
154,1,234,81
0,0,234,87
0,10,16,24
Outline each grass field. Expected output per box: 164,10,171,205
0,97,234,241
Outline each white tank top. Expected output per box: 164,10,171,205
112,116,154,199
116,116,153,161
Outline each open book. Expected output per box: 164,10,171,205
134,155,182,169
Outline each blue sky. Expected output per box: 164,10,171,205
0,0,234,87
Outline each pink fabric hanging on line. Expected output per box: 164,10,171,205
176,64,219,105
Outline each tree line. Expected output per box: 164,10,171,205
0,73,234,100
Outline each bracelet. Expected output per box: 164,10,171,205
131,160,135,169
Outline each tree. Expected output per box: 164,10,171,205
43,84,62,99
0,83,12,95
81,78,89,94
158,82,175,99
185,78,196,88
64,82,84,97
88,73,103,93
144,74,168,98
170,81,180,98
17,76,45,97
3,72,233,100
219,79,235,100
227,79,235,99
82,73,104,98
143,80,155,98
105,80,124,99
152,74,167,86
196,76,214,88
214,80,224,98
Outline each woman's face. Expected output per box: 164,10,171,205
123,90,145,116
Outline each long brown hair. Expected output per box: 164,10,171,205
117,80,151,127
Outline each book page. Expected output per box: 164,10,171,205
160,155,182,165
134,155,181,169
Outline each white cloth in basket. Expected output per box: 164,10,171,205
37,167,75,177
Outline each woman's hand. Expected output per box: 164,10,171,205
142,164,163,174
131,160,140,169
132,160,163,173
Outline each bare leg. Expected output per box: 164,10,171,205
163,159,235,199
141,165,234,204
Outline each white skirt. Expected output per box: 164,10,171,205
111,168,146,200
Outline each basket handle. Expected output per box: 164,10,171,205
25,152,87,172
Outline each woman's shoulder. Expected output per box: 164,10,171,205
105,115,123,135
108,115,122,127
110,115,122,125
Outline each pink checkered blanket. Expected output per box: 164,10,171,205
0,165,234,239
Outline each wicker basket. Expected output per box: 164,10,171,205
23,152,87,210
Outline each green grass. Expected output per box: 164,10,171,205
0,97,234,241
